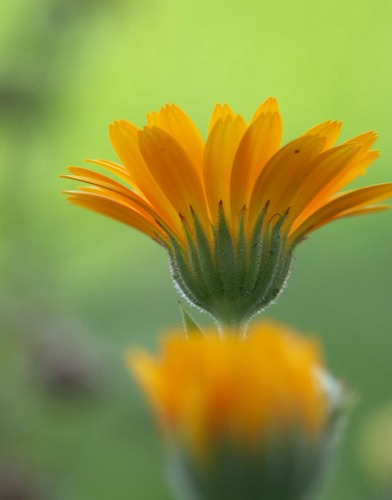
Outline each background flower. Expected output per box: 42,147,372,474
129,322,343,500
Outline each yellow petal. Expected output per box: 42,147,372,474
230,109,283,223
127,322,327,460
62,167,170,228
109,120,153,191
290,183,392,242
329,131,380,187
138,126,209,231
85,158,138,189
109,120,183,236
75,185,156,220
63,166,140,200
203,114,247,221
303,120,342,150
248,135,325,226
250,96,280,124
127,351,164,409
323,132,379,194
285,143,362,223
345,130,378,150
293,133,379,227
147,105,205,181
327,205,389,222
65,190,164,241
208,103,237,135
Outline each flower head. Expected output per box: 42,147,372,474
62,99,392,327
128,322,344,500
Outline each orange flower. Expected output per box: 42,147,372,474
128,322,342,498
62,100,392,326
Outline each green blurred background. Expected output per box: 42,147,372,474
1,0,392,498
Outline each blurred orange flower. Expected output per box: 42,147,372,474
127,322,342,499
128,322,330,460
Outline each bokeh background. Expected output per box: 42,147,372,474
1,0,392,498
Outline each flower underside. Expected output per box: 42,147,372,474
62,98,392,325
163,201,292,326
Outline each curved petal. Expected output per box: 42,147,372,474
63,166,140,200
293,132,379,226
285,143,361,223
62,167,172,229
68,185,161,223
248,135,326,227
345,131,378,149
322,131,379,195
230,109,283,223
332,131,380,186
290,183,392,242
147,105,205,180
329,204,389,220
65,189,165,241
208,103,237,135
250,97,280,124
109,120,183,235
85,159,137,188
203,114,247,222
303,120,342,151
109,120,152,191
138,126,209,232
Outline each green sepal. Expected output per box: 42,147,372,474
190,207,222,298
246,210,290,316
178,301,204,336
163,225,209,311
214,201,238,300
180,214,211,298
242,201,269,294
259,247,292,310
235,206,247,290
167,375,347,500
168,426,339,500
160,204,295,330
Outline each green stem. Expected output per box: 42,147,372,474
214,311,249,337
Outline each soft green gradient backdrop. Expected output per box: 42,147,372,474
1,0,391,498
